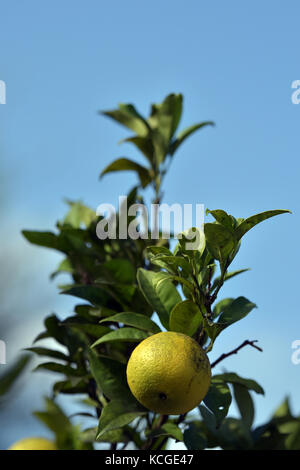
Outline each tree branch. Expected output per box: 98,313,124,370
211,340,263,369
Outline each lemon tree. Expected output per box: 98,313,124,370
13,93,298,450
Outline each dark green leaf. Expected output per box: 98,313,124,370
203,379,232,428
177,227,206,255
91,327,149,348
218,296,257,326
103,259,136,284
62,319,111,338
184,421,207,450
120,136,154,165
206,209,235,230
34,362,84,377
212,298,234,318
204,223,237,262
0,355,31,397
235,210,291,240
100,158,152,188
101,103,150,136
170,121,214,155
100,312,161,334
25,347,69,362
22,230,68,253
137,268,181,329
149,94,183,142
146,422,183,441
97,400,146,439
88,350,132,401
53,379,88,395
233,383,255,428
214,372,264,395
61,285,113,307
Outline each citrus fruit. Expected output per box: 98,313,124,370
8,437,57,450
126,331,211,414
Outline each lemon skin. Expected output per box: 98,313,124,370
8,437,57,450
126,331,211,415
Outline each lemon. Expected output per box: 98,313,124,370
8,437,57,450
126,331,211,414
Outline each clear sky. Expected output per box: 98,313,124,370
0,0,299,448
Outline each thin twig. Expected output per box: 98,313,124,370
211,340,263,369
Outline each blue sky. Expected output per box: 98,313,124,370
0,0,299,447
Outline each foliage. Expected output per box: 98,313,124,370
20,93,295,450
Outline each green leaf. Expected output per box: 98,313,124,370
184,421,207,450
61,285,112,307
147,246,173,257
170,121,214,156
218,296,257,326
199,406,253,449
204,223,237,263
34,398,71,436
272,397,292,419
62,319,111,338
103,259,136,284
100,158,152,188
25,347,70,362
43,314,88,358
93,427,129,443
88,351,133,401
206,209,235,230
149,255,192,276
149,93,183,141
214,372,264,395
33,331,50,343
34,398,92,449
75,304,117,320
203,378,232,428
100,312,161,334
235,209,291,240
212,298,234,318
97,400,146,439
81,426,130,444
177,227,206,256
50,258,73,279
120,136,154,165
91,327,149,348
22,230,68,253
53,379,88,395
169,300,202,336
284,422,300,450
146,422,183,441
34,362,84,377
0,355,31,398
101,103,150,136
233,383,255,428
137,268,181,329
162,422,184,441
63,200,96,228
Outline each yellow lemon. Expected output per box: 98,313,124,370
8,437,57,450
126,331,211,414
